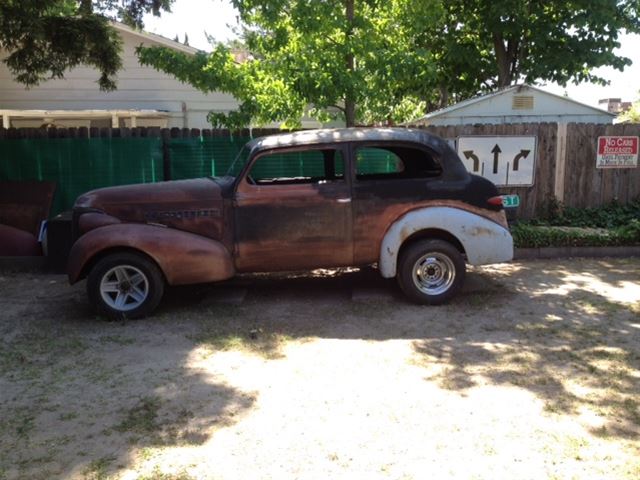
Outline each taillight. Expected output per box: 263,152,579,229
487,196,503,207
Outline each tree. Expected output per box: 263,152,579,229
618,94,640,123
420,0,640,106
138,0,442,128
0,0,173,91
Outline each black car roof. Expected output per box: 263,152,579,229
246,127,468,180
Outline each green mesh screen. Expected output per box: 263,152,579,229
0,138,162,217
0,136,403,219
250,150,344,181
169,137,250,179
356,147,402,175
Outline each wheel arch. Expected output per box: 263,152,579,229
379,206,513,278
67,223,235,286
397,228,466,266
76,246,166,285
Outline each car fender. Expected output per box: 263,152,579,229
379,206,513,278
68,223,235,285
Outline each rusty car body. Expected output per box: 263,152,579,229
68,128,513,318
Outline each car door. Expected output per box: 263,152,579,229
233,145,353,272
349,142,445,265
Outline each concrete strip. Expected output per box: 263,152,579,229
515,246,640,260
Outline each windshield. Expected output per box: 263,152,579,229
224,145,252,177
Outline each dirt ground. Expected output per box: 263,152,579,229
0,258,639,480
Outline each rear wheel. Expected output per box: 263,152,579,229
87,252,164,319
397,239,465,305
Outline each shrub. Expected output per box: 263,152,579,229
531,199,640,229
512,223,640,249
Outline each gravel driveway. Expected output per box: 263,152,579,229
1,258,639,480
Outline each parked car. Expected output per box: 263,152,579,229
67,128,513,318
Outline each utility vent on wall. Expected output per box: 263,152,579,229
512,95,534,110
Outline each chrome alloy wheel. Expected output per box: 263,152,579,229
99,265,149,312
411,252,456,296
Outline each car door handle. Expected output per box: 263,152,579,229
336,198,352,203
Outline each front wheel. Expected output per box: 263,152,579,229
397,239,465,305
87,252,165,319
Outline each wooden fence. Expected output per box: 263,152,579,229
415,122,559,219
1,123,638,219
0,126,282,139
562,123,640,208
412,122,640,217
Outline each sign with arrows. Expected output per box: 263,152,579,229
457,136,537,186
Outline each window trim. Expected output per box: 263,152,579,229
236,143,351,191
349,141,443,182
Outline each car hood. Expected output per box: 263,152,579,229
74,178,225,239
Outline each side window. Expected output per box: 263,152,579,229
248,149,344,185
355,145,442,180
356,148,404,176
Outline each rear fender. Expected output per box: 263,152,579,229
379,207,513,278
68,223,235,285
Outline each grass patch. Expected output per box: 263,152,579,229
195,327,293,360
115,397,161,435
136,467,196,480
58,412,78,422
98,335,136,346
0,329,87,380
189,305,293,359
0,406,38,440
83,456,116,480
620,398,640,426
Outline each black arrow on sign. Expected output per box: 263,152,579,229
512,149,530,171
462,150,480,172
491,144,502,174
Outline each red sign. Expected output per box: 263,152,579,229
596,136,639,168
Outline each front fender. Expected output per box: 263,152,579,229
379,207,513,278
68,223,235,285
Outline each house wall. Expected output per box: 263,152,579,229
0,29,238,129
424,87,614,125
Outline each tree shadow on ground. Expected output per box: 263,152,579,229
410,260,640,440
163,259,639,440
0,258,638,478
0,277,256,479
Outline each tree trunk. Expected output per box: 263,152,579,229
344,0,356,127
439,84,449,108
79,0,93,15
492,33,511,87
493,33,521,88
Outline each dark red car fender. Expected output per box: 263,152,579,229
67,223,235,285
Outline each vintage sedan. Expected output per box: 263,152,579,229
67,128,513,318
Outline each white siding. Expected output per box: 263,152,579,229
0,29,238,128
427,113,613,126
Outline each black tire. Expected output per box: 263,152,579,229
87,252,165,320
397,239,465,305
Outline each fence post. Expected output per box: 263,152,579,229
161,128,171,181
554,122,568,203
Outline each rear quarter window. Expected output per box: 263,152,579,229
355,145,442,180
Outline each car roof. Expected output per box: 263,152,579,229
247,127,449,153
245,127,469,181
